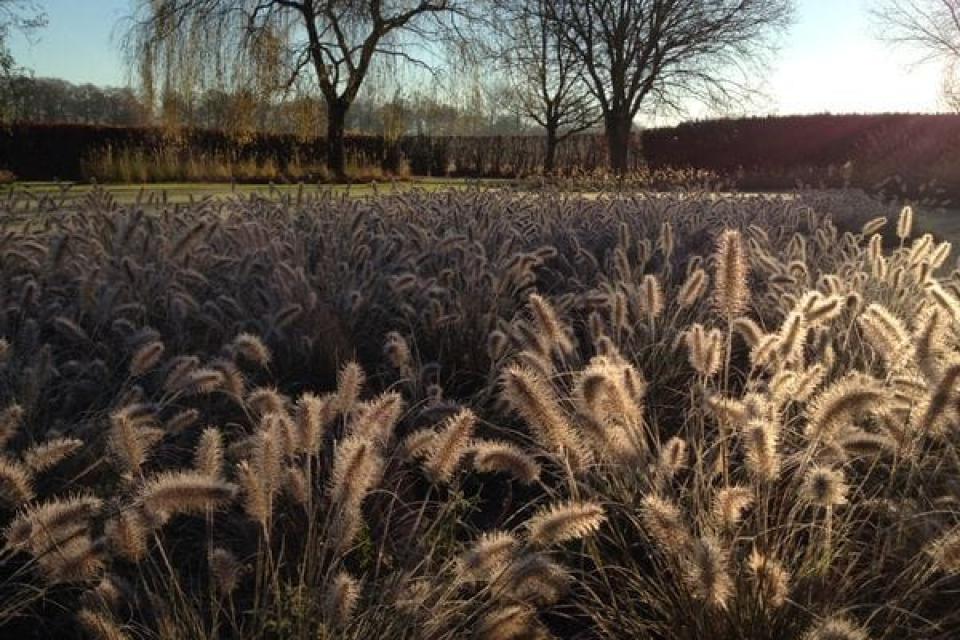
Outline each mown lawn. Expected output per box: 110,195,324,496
4,177,503,204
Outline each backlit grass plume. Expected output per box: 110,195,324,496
194,427,224,478
685,324,723,378
472,439,541,484
6,494,103,554
802,616,869,640
500,553,571,606
0,457,33,506
683,536,733,609
324,571,360,629
501,364,590,470
457,530,519,583
528,293,574,356
679,267,709,308
336,361,365,414
328,435,384,511
640,494,692,558
231,332,271,368
804,373,885,442
129,340,165,377
423,408,476,484
801,466,849,508
927,526,960,574
747,549,790,609
139,471,238,518
711,486,754,530
77,608,128,640
713,229,749,319
106,509,148,562
897,205,913,241
209,547,244,595
743,419,781,482
525,500,606,547
0,403,24,449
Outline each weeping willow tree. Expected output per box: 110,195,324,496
125,0,472,178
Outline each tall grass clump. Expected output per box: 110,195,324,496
0,185,956,638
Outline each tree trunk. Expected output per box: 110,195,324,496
544,125,558,173
604,110,633,174
326,99,348,180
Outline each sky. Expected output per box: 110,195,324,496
6,0,950,118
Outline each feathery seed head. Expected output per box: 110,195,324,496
733,317,764,347
384,331,412,372
140,471,237,519
528,293,574,356
246,387,287,417
346,391,404,447
801,466,849,508
0,457,34,506
23,437,83,474
129,340,165,377
897,205,913,240
209,547,244,595
679,267,709,308
194,427,224,478
105,510,148,562
0,403,24,449
743,419,781,482
457,530,519,583
231,332,271,368
501,553,571,606
336,361,365,414
295,392,335,454
329,435,384,509
640,494,692,557
683,536,733,609
324,571,360,629
712,486,754,530
747,549,790,609
685,324,724,378
525,500,606,547
805,373,885,442
472,440,541,484
713,229,749,318
861,217,886,236
640,274,664,319
423,408,477,484
476,605,537,640
77,608,128,640
802,616,869,640
501,364,589,470
658,437,688,480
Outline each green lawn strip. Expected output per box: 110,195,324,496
4,177,505,204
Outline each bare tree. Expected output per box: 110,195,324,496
873,0,960,110
497,0,599,172
873,0,960,59
545,0,792,173
943,61,960,112
0,0,44,73
125,0,471,178
0,0,46,119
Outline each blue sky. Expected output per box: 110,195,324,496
8,0,948,116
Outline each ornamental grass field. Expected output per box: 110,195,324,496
0,186,958,639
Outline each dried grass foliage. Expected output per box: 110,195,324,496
0,188,956,638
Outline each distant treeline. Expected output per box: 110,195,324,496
0,75,537,139
0,123,629,182
644,113,960,201
4,114,960,201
